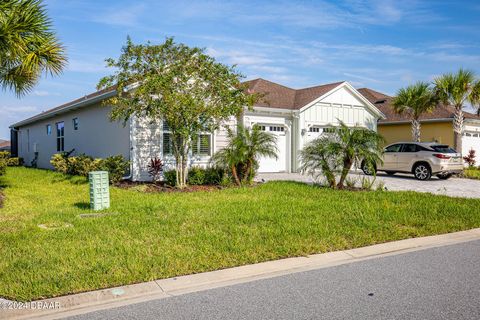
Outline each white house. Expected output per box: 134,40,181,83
10,79,385,181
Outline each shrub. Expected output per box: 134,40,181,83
7,157,23,166
204,167,225,185
50,153,69,174
0,151,9,160
188,167,206,185
463,149,476,167
68,154,101,177
147,157,164,182
98,155,130,184
163,169,177,186
0,159,5,176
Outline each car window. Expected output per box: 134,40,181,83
431,145,457,153
385,144,402,152
401,144,418,152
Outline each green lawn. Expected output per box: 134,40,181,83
464,168,480,180
1,167,480,301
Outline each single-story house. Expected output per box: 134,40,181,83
10,79,385,181
0,139,10,152
358,88,480,156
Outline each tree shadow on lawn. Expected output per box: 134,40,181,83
51,174,88,185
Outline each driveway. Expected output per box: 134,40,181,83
257,172,480,198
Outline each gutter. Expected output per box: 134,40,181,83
379,118,453,125
9,89,116,129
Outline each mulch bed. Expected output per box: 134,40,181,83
115,180,229,193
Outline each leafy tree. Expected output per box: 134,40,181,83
210,124,277,186
392,82,438,142
0,0,66,96
434,69,478,152
300,122,384,189
98,37,259,188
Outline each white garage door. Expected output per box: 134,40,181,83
462,132,480,156
258,125,287,173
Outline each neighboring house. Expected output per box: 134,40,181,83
10,79,384,180
358,88,480,156
0,139,10,152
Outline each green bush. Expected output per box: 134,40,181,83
163,169,176,186
50,153,129,184
204,167,225,185
98,155,130,184
7,157,23,166
0,159,5,176
0,151,9,160
68,154,102,177
187,167,206,185
50,153,69,174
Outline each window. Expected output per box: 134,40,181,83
431,145,456,153
259,125,267,131
309,127,321,133
46,124,52,135
385,144,402,153
322,127,336,134
269,126,285,132
401,144,418,152
56,122,64,152
192,134,212,156
72,118,79,130
465,132,472,137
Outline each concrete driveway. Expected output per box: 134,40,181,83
256,172,480,198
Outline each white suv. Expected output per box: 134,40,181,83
362,142,463,180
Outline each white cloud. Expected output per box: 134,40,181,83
92,4,145,27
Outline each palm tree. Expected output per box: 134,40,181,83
434,69,477,153
300,122,384,189
471,80,480,116
0,0,66,96
211,124,278,186
392,82,438,142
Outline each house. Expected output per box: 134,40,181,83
10,79,385,180
0,139,10,152
358,88,480,156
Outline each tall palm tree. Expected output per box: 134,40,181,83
392,82,438,142
471,80,480,116
211,124,278,186
0,0,66,96
434,69,477,153
300,122,384,189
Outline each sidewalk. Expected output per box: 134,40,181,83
3,228,480,320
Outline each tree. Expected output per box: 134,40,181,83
210,124,277,186
392,82,438,142
98,37,259,188
300,122,384,189
471,80,480,116
0,0,66,96
434,69,478,153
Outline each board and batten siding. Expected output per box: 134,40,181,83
16,103,130,170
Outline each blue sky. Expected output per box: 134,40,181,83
2,0,480,139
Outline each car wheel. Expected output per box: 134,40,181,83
361,161,376,176
413,163,431,180
437,173,452,180
385,171,396,176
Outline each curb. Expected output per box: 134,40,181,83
3,228,480,320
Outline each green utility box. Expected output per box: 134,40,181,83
89,171,110,211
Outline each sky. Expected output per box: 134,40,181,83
1,0,480,139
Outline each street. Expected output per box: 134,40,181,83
67,240,480,320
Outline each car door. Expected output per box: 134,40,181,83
381,144,403,170
396,143,418,172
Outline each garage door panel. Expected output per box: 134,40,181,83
258,125,288,173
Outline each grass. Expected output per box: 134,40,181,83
1,167,480,301
463,168,480,180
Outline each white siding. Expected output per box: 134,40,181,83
17,103,130,169
131,116,162,181
214,116,237,152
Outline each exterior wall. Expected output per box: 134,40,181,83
378,122,454,146
17,103,130,169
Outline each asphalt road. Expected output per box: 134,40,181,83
67,240,480,320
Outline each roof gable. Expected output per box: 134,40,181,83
358,87,480,123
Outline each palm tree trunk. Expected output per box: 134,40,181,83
337,158,353,189
453,107,464,153
231,165,241,186
411,119,421,142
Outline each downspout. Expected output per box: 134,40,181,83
292,111,300,173
124,117,134,181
